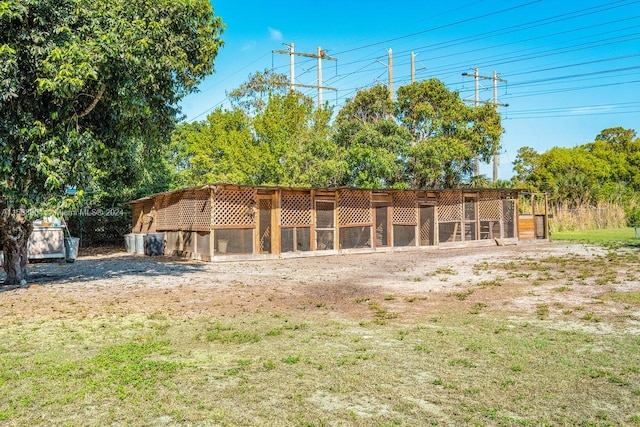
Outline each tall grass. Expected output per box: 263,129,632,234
550,202,627,232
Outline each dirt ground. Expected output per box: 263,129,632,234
2,241,637,330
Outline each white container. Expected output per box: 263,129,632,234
134,234,146,255
124,234,135,253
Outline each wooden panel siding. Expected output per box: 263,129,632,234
518,215,536,240
128,184,546,261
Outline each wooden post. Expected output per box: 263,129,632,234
273,190,281,254
531,194,536,238
209,187,215,257
334,190,340,250
544,192,549,239
310,190,316,251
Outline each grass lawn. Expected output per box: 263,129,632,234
1,312,639,426
553,227,640,247
1,244,639,425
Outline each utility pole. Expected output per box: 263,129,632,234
289,43,295,90
461,68,508,180
492,70,504,183
272,44,337,108
388,49,394,100
411,52,416,84
376,49,394,100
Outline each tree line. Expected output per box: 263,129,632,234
512,127,640,207
170,70,503,191
512,127,640,229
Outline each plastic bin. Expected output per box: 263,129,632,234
144,233,165,256
124,234,135,253
64,237,80,263
134,234,145,255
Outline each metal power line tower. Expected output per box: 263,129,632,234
273,43,337,108
461,68,508,182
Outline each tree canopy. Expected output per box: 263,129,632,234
171,70,345,189
0,0,224,285
396,79,502,188
512,127,640,207
172,75,503,191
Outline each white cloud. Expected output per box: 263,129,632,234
268,27,283,41
570,105,615,115
241,41,257,51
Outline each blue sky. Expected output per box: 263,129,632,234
180,0,640,180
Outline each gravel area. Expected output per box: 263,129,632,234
3,240,635,328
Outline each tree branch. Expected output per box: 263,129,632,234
77,84,106,119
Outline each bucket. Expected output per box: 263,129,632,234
134,234,145,255
124,234,135,253
64,237,80,263
144,233,165,256
218,239,228,253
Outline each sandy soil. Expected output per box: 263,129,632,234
3,241,638,331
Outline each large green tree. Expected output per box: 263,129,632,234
171,108,256,186
584,127,640,191
172,71,345,188
333,85,411,188
0,0,224,285
396,79,502,188
172,77,502,196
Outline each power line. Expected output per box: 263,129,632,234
333,0,543,55
187,0,640,127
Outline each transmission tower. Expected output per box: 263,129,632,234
461,68,508,182
273,43,337,108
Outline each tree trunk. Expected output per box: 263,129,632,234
1,213,32,287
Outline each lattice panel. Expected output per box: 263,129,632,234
180,191,197,230
156,192,182,230
338,190,371,225
392,192,417,224
281,192,312,226
420,219,431,244
479,190,500,201
180,189,211,231
437,191,463,221
193,190,212,231
479,201,502,221
213,187,256,226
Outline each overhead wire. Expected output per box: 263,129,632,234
187,0,639,124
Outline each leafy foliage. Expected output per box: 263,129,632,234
173,77,503,190
626,206,640,228
0,0,223,214
0,0,224,283
171,87,345,188
333,86,411,188
513,128,640,208
397,79,501,188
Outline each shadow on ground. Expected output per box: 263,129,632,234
0,253,207,291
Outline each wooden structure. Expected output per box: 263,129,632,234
129,184,548,261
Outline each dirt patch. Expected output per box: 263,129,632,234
2,241,638,329
2,241,640,426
